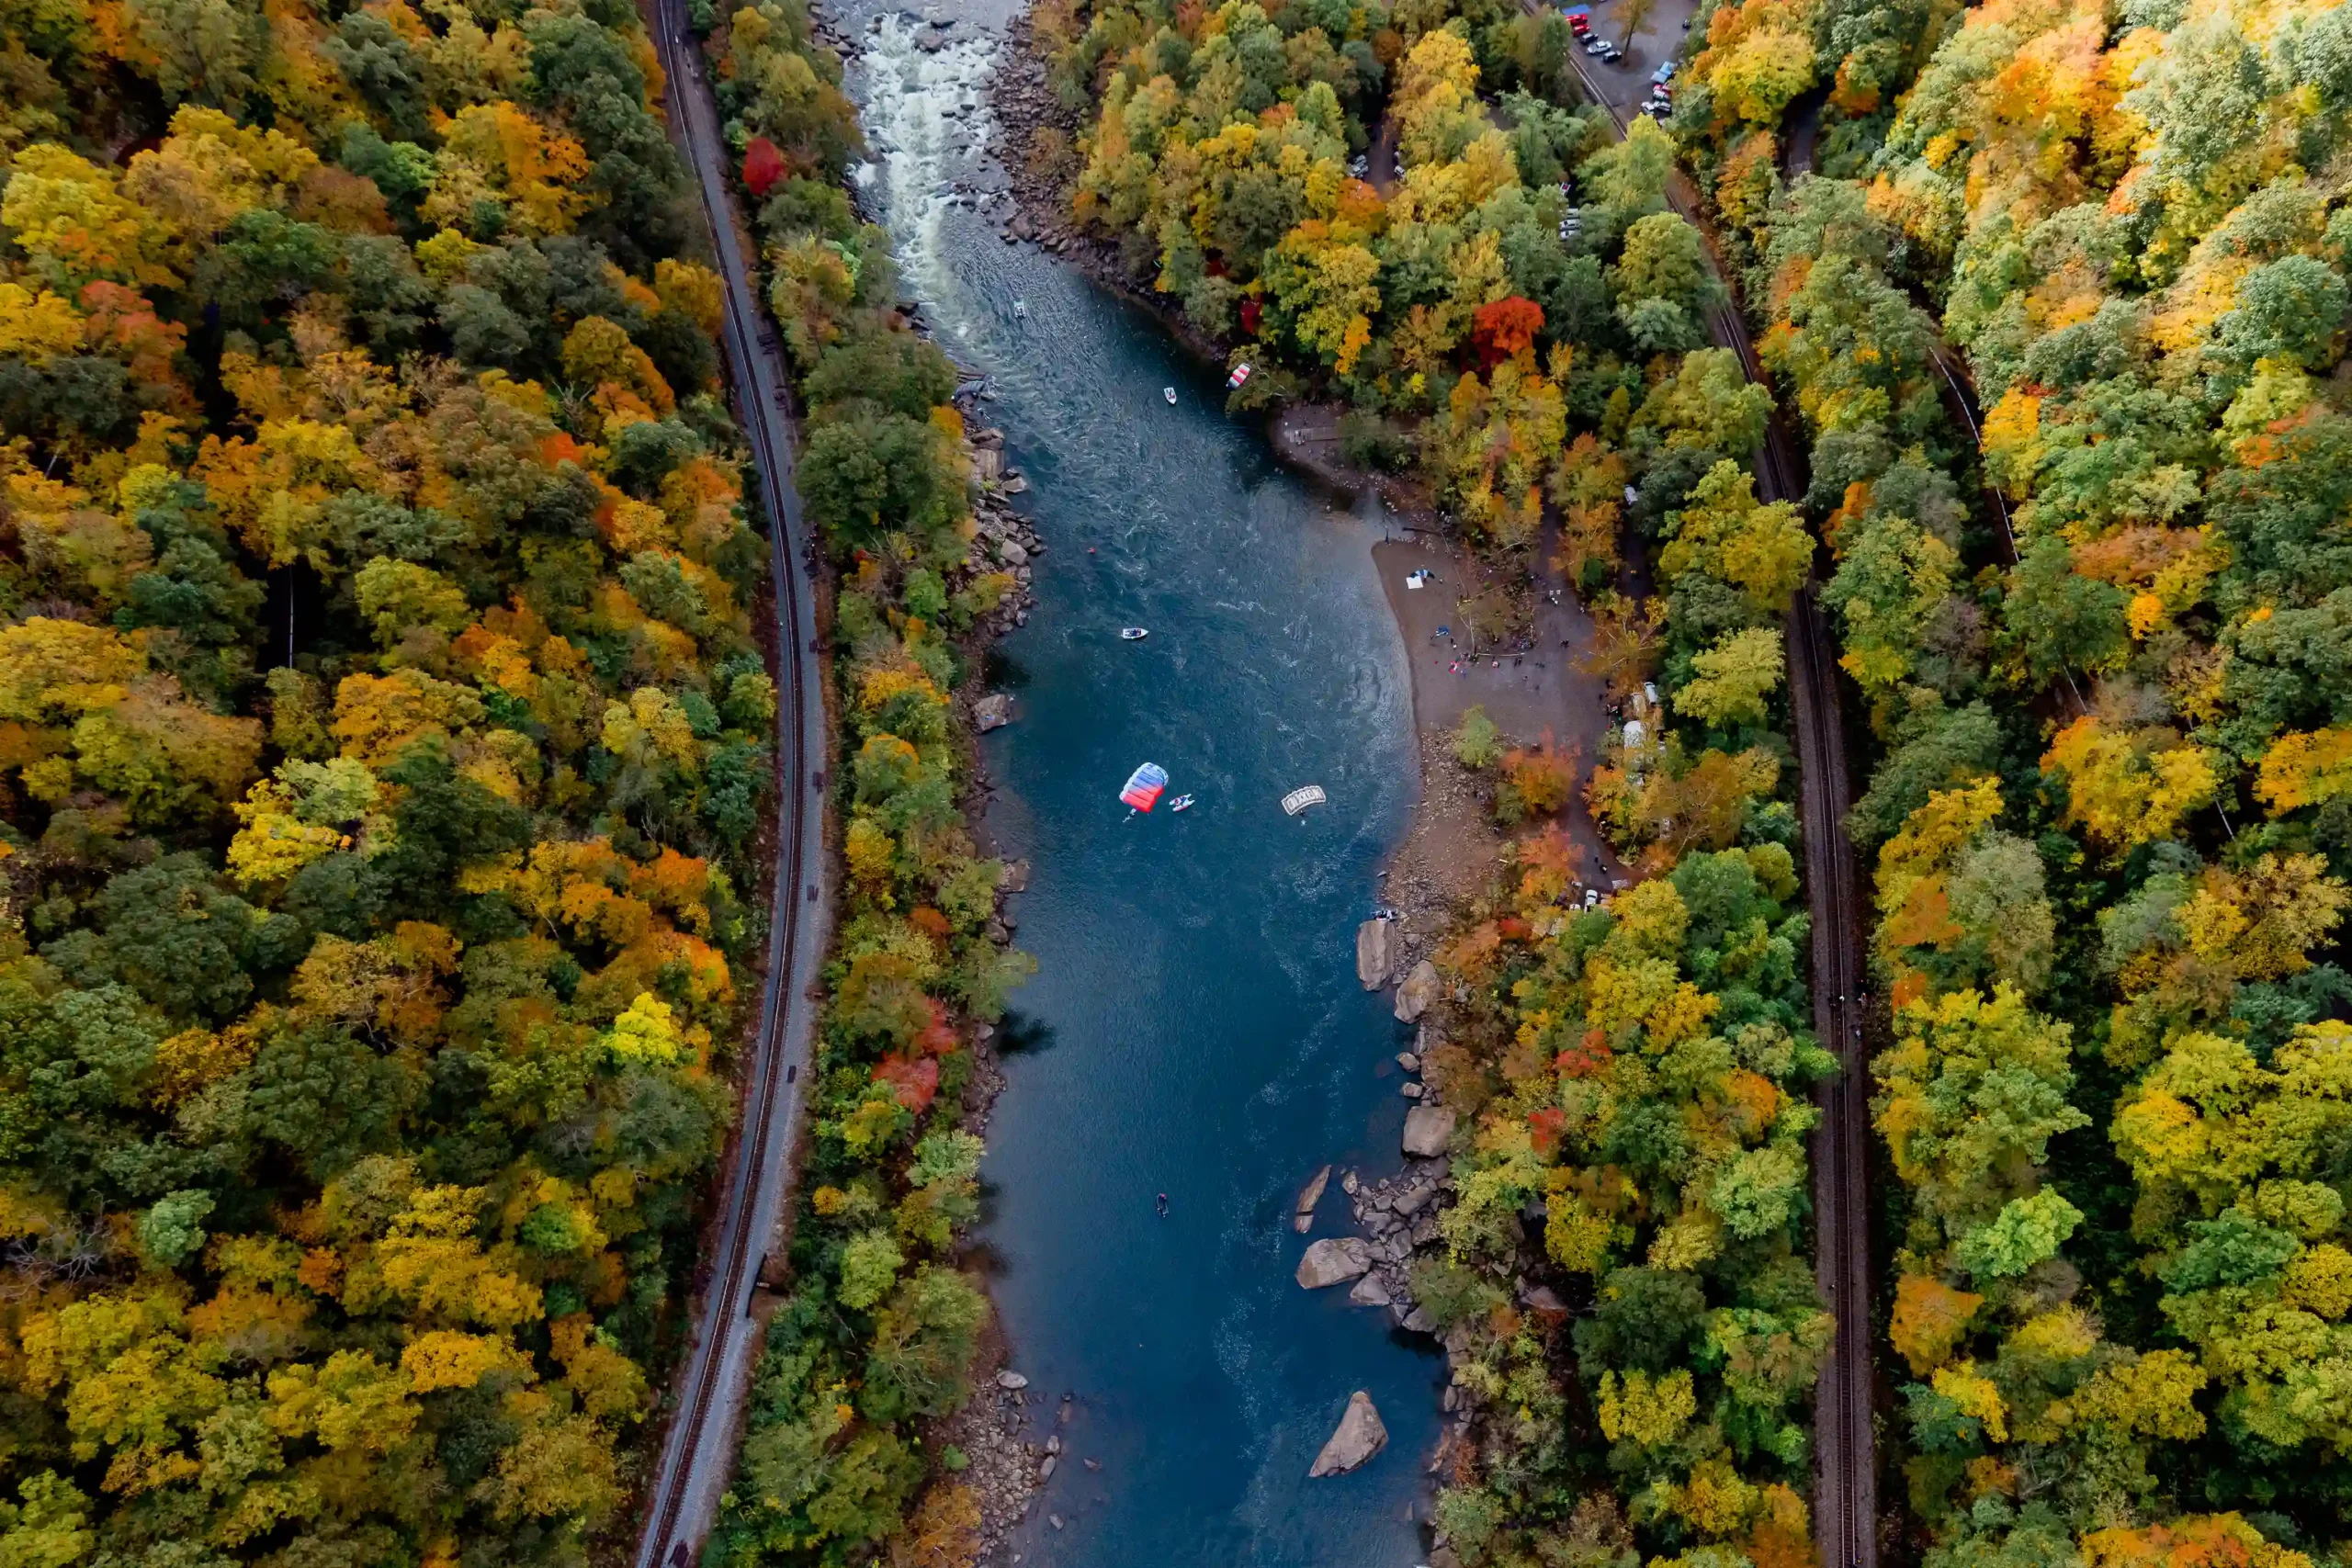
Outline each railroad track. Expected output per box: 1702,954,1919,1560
630,7,835,1565
1555,46,1881,1568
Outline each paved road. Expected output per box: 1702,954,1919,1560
1555,40,1882,1568
629,10,836,1568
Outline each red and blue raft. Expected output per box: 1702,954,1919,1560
1119,762,1170,812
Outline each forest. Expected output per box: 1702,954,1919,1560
1038,0,2352,1562
1679,0,2352,1556
0,0,1022,1553
0,0,786,1562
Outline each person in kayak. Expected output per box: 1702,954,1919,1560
1156,1192,1170,1217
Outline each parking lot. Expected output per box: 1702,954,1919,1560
1557,0,1702,118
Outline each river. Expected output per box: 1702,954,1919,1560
835,10,1441,1563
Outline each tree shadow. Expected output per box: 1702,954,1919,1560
981,646,1032,691
955,1235,1011,1278
991,1010,1057,1056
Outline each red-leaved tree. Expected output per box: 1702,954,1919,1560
743,137,786,197
1470,296,1544,368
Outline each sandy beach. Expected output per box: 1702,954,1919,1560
1371,525,1631,942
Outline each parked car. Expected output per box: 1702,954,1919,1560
1567,14,1590,32
1347,154,1367,176
1650,60,1675,84
1582,34,1611,53
1600,44,1624,60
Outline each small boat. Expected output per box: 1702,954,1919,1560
1119,762,1170,814
1280,784,1327,818
1163,387,1178,404
1012,299,1027,317
1169,795,1195,812
1227,363,1253,390
1119,626,1149,641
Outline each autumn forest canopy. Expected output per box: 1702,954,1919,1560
8,0,2352,1556
0,0,793,1560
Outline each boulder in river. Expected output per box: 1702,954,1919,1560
1293,1164,1332,1233
1295,1237,1372,1289
999,859,1031,894
974,694,1013,732
1309,1392,1389,1476
1394,959,1440,1022
1355,919,1393,989
1349,1273,1392,1308
1402,1105,1457,1157
996,1371,1029,1390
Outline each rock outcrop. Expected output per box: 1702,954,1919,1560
1309,1392,1388,1476
1402,1105,1456,1157
1295,1237,1372,1289
1355,919,1393,989
1394,959,1439,1021
974,694,1013,731
1294,1164,1332,1234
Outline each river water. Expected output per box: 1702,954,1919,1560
838,12,1439,1564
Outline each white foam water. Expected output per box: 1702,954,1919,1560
845,15,1001,322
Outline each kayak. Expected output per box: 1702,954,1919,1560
1170,795,1196,812
1119,626,1149,640
1119,762,1169,813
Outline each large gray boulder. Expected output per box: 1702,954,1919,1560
1295,1237,1372,1289
1402,1105,1457,1158
1394,959,1440,1022
1349,1273,1393,1308
974,694,1013,732
1355,919,1393,989
1309,1392,1389,1476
